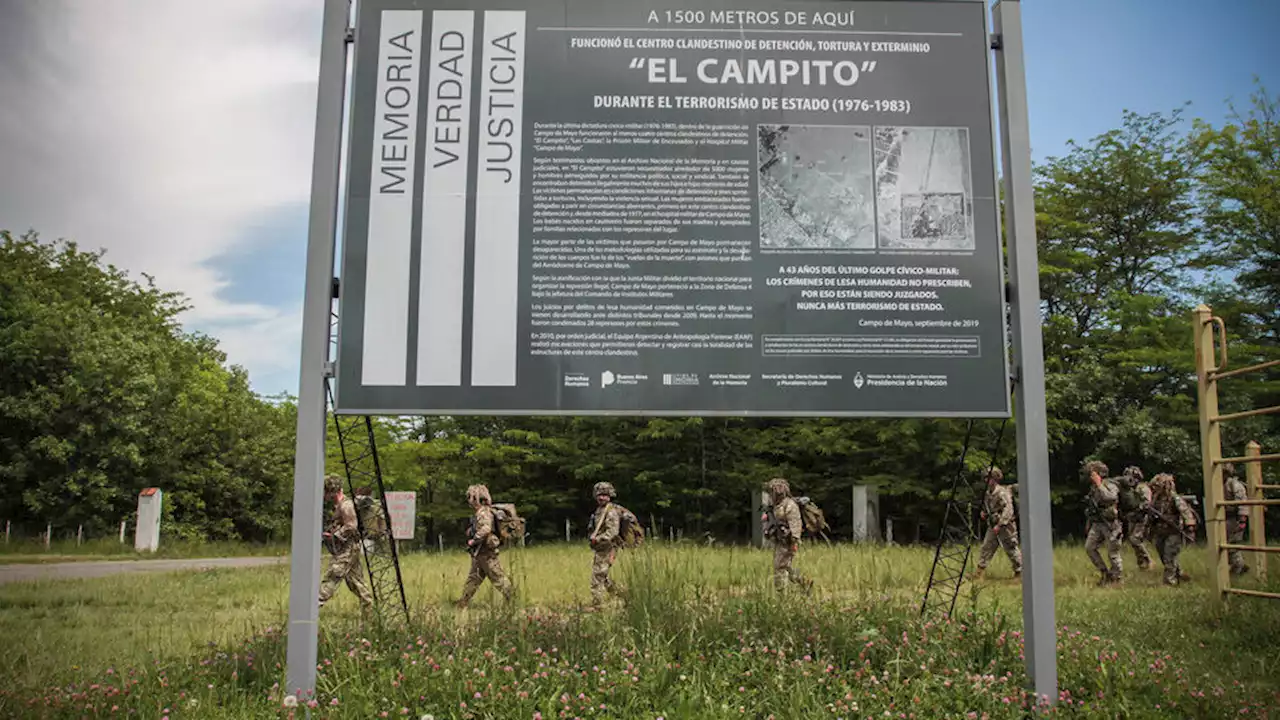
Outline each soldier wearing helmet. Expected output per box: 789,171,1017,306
762,477,812,593
318,474,373,613
1222,463,1250,576
587,481,625,607
974,466,1022,579
1082,460,1124,586
456,483,514,609
1148,473,1197,585
1118,466,1154,571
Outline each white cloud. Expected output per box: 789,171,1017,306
0,0,326,393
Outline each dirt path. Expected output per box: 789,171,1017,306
0,556,287,584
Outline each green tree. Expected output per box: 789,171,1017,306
0,230,297,542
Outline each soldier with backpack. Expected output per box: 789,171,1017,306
1083,460,1124,586
763,477,813,593
974,466,1022,579
1117,466,1154,571
1222,463,1250,576
455,484,514,609
318,475,373,613
587,481,642,607
1147,473,1197,586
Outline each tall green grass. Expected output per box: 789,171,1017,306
1,542,1278,718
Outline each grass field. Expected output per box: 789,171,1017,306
2,541,1279,718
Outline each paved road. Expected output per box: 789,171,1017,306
0,556,287,585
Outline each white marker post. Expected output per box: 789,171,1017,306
119,521,126,544
135,488,163,552
853,486,869,542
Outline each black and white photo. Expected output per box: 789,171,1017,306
874,126,975,251
757,124,875,251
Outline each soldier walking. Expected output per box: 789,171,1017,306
456,484,514,609
587,481,626,607
1223,463,1250,576
974,467,1022,579
1148,473,1197,586
318,475,373,613
1082,460,1124,586
1118,466,1154,571
763,478,812,593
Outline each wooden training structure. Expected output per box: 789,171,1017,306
1192,305,1280,600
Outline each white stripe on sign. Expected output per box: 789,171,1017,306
417,10,475,387
471,10,526,387
362,10,423,386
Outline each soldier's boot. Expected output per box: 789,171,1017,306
1012,569,1022,579
972,567,985,580
1162,575,1178,587
1178,569,1191,582
1109,570,1124,586
1095,571,1110,587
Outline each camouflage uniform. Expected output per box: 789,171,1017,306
1119,467,1154,570
1223,464,1249,575
588,482,625,606
976,468,1022,576
318,476,373,611
1082,461,1123,584
354,488,389,556
457,485,513,608
1148,474,1197,585
764,478,811,592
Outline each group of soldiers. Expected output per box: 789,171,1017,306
318,457,1249,612
315,474,817,613
974,460,1252,587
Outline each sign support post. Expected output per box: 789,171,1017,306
285,0,351,702
993,0,1057,705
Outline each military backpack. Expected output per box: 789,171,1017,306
490,503,525,546
795,496,832,538
1117,484,1144,514
614,504,645,548
592,504,645,548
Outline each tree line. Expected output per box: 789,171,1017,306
2,86,1277,545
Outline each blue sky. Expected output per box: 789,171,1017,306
1023,0,1279,160
1,0,1276,398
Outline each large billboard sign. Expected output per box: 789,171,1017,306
335,0,1010,416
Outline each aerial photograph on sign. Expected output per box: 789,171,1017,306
757,124,876,251
874,126,976,251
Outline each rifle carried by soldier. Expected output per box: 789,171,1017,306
1083,492,1100,534
465,514,480,556
1142,504,1195,544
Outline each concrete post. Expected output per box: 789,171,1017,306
853,486,868,541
